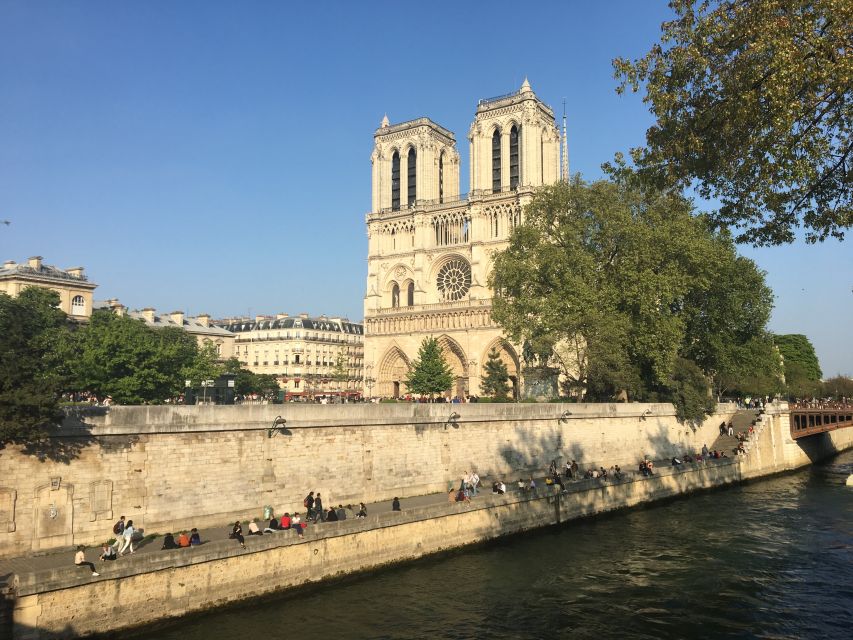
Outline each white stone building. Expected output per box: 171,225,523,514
363,80,562,398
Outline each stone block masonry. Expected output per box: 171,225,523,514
0,402,737,559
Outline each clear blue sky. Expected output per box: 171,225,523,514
1,1,850,377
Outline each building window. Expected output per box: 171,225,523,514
391,151,401,211
439,152,444,203
71,295,85,315
492,129,501,192
407,282,414,306
391,283,400,308
407,147,416,207
510,125,520,189
436,258,472,302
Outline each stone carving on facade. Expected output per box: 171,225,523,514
88,479,113,522
0,487,16,532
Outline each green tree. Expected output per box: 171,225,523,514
405,337,455,398
774,333,822,398
332,352,349,395
614,0,852,245
0,288,70,444
822,375,853,399
73,310,198,404
490,178,777,423
220,357,280,398
668,357,717,426
481,348,511,401
182,341,223,388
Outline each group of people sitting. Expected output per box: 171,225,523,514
161,529,201,549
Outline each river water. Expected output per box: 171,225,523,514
139,450,853,640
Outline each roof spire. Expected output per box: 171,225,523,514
520,77,532,93
380,113,390,128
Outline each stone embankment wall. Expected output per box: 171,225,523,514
0,402,735,559
8,403,853,639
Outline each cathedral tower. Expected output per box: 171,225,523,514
363,80,561,400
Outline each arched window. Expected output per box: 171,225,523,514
510,125,520,189
71,295,85,315
438,152,444,203
407,148,417,207
391,151,401,211
492,129,501,193
407,282,414,306
391,283,400,308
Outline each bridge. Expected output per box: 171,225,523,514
789,403,853,439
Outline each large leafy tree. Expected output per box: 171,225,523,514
614,0,852,245
481,348,511,401
0,288,71,444
490,177,776,422
774,333,823,397
405,337,455,398
72,310,198,404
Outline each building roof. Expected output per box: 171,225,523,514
0,260,96,288
217,316,364,335
127,310,234,337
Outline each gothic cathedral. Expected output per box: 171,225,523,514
363,80,561,399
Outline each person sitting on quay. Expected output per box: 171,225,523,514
336,505,347,521
528,477,537,494
701,444,710,458
99,543,117,562
326,506,339,522
564,460,572,478
264,516,280,533
611,465,624,481
671,457,682,466
599,466,608,480
517,478,526,492
74,545,99,577
248,519,263,536
356,503,367,518
279,513,292,530
230,521,246,549
392,497,401,511
162,532,179,550
639,461,651,477
571,460,580,480
291,512,305,537
190,528,201,545
177,531,191,547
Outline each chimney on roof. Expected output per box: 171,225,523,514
3,260,16,268
255,315,268,323
66,267,85,278
28,256,42,270
196,314,210,327
299,313,309,319
276,313,289,319
169,311,185,326
141,308,156,323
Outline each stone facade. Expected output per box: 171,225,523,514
0,402,737,559
216,313,364,399
363,80,562,398
0,256,96,319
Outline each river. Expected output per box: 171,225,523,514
137,449,853,639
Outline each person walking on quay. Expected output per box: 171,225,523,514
356,502,367,518
230,521,246,549
392,497,401,511
111,515,126,552
75,546,100,577
470,471,480,497
118,519,135,555
303,491,315,520
314,492,325,523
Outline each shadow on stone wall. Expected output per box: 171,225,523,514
15,407,103,463
498,425,586,478
796,431,841,463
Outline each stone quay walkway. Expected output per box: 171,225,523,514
0,410,756,588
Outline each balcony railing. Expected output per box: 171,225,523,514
373,298,493,315
372,186,532,216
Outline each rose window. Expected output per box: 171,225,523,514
436,259,471,301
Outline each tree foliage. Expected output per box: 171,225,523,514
774,333,823,397
71,310,198,404
0,288,70,444
481,348,511,401
490,177,778,423
405,337,455,397
614,0,852,245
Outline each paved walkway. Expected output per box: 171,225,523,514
0,410,757,586
710,409,758,455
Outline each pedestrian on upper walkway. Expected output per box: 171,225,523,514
118,519,135,555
